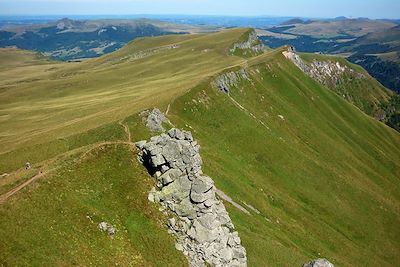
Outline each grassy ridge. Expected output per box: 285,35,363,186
0,29,399,266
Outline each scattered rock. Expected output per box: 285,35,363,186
98,221,116,236
303,258,334,267
137,128,247,266
25,162,31,170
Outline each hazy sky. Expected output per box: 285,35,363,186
1,0,399,19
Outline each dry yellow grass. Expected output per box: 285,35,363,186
0,28,248,153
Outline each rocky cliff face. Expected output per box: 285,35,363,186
136,128,247,267
283,47,365,88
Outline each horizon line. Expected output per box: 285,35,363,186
0,14,398,20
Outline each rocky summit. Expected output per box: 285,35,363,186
136,128,247,267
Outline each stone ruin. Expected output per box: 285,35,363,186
136,128,247,267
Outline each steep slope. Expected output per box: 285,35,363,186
291,50,393,118
167,48,400,266
0,29,399,266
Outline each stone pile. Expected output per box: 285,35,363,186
136,128,247,267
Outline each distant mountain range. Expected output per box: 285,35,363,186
0,18,216,60
1,16,399,94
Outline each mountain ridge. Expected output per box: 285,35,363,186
0,28,399,267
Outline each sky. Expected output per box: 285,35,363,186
1,0,399,19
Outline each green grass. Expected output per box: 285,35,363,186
0,121,126,174
0,144,186,266
299,52,393,116
167,49,400,266
0,28,399,267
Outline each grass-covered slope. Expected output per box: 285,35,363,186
299,52,393,117
0,143,186,266
167,48,400,266
0,28,247,154
0,29,399,266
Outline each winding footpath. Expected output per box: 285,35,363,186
0,122,134,205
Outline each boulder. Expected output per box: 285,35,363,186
162,141,181,162
190,188,215,203
303,259,334,267
159,169,182,185
191,176,214,194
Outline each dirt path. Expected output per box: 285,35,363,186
0,140,135,205
119,121,132,143
0,171,47,204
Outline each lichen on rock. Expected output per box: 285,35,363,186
136,128,247,267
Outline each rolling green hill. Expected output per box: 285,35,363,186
1,28,399,266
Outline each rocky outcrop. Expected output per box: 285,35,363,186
140,108,169,132
282,47,309,73
283,46,365,87
303,258,334,267
136,128,247,267
212,68,249,93
230,30,265,56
